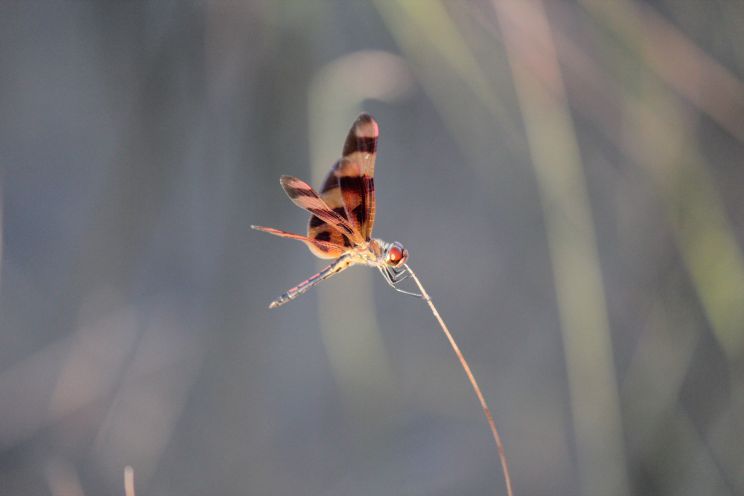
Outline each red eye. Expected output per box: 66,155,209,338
386,244,407,266
389,247,403,263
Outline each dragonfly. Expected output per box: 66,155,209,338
252,113,422,308
253,114,515,495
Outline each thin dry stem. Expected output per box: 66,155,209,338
405,264,514,496
124,466,135,496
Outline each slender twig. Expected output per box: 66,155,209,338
404,264,514,496
124,466,135,496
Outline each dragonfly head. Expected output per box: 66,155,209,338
383,241,409,268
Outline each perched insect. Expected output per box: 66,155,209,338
252,113,421,308
253,114,514,495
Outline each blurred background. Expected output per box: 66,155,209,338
2,1,744,495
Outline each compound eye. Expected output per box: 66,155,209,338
387,244,407,266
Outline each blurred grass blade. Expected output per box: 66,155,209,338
582,0,744,142
583,0,744,363
372,0,524,164
494,2,629,495
307,51,412,422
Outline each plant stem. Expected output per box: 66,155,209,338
405,264,514,496
124,466,135,496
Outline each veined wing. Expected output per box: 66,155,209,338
280,175,365,245
314,114,378,241
342,114,377,239
343,113,378,178
336,159,369,236
251,225,348,259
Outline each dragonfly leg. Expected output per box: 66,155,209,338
379,265,426,300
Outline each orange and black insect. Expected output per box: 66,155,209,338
252,113,418,308
253,114,515,496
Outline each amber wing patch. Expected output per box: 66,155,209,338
308,114,378,242
280,175,364,249
251,225,347,259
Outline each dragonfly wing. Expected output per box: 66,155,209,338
251,225,347,259
280,175,364,245
341,113,377,240
314,114,379,242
